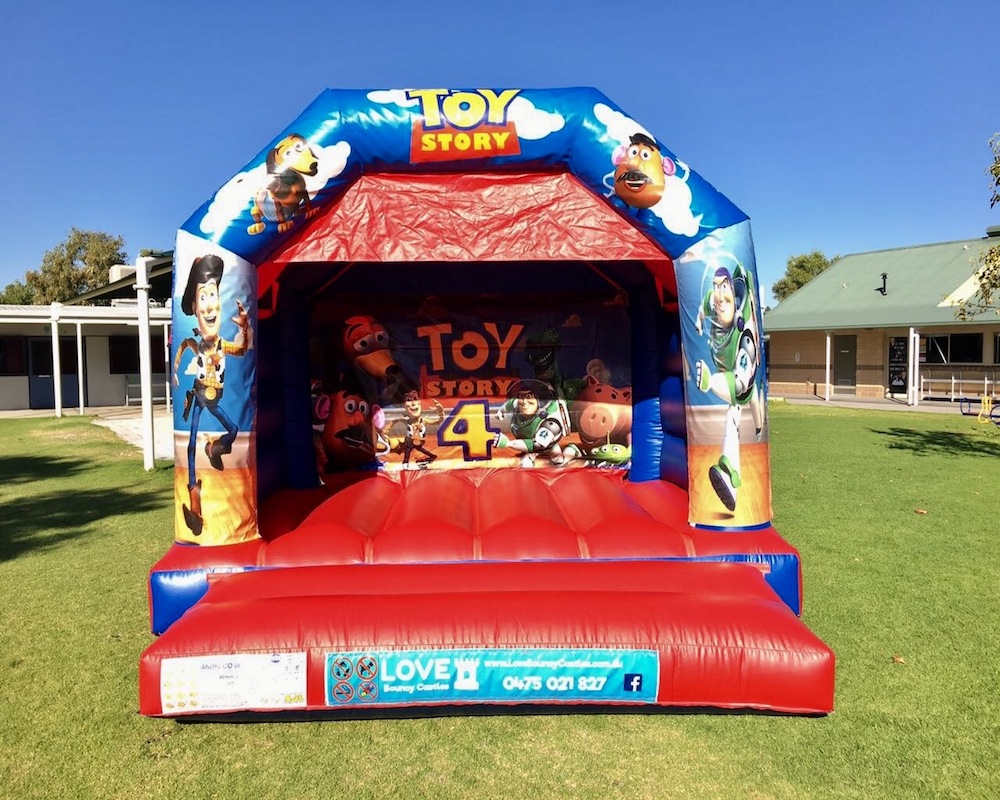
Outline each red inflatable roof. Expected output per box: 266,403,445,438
258,171,676,301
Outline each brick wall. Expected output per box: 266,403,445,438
767,330,887,396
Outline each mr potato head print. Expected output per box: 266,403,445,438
613,132,672,210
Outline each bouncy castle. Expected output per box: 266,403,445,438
139,88,834,717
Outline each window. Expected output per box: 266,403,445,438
108,334,166,374
994,333,1000,365
921,333,983,365
924,335,948,364
0,336,27,376
949,333,983,364
29,338,80,375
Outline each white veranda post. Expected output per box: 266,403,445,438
50,302,63,418
75,322,85,415
824,332,832,402
136,256,156,470
907,327,920,407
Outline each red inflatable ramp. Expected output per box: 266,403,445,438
139,561,834,717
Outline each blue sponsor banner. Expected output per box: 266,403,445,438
324,648,659,707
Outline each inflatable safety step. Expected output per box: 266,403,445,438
139,561,834,718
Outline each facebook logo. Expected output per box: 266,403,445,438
623,673,643,693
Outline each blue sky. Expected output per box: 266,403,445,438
0,0,995,304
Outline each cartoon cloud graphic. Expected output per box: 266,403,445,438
594,102,703,237
507,96,564,140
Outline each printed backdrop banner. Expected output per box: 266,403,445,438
310,293,634,476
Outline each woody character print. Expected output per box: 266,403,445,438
172,255,252,535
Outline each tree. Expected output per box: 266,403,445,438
772,250,834,302
991,133,1000,210
0,280,34,304
0,229,132,305
26,228,128,303
957,134,1000,320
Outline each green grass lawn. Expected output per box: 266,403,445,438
0,404,998,799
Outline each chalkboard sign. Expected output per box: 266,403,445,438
888,337,908,392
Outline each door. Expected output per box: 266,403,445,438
27,337,80,410
833,335,857,392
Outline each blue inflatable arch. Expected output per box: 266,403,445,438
171,87,771,541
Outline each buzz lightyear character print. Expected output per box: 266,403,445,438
693,258,764,512
493,379,571,468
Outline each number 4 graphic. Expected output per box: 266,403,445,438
437,400,500,462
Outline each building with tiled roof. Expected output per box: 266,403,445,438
763,227,1000,403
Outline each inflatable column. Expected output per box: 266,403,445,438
674,220,771,528
170,231,258,545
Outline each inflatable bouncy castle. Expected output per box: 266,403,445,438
139,88,834,717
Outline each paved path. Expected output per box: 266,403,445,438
90,406,174,460
776,394,961,415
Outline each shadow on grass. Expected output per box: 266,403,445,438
870,426,1000,458
173,704,823,724
0,454,166,562
0,454,94,485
